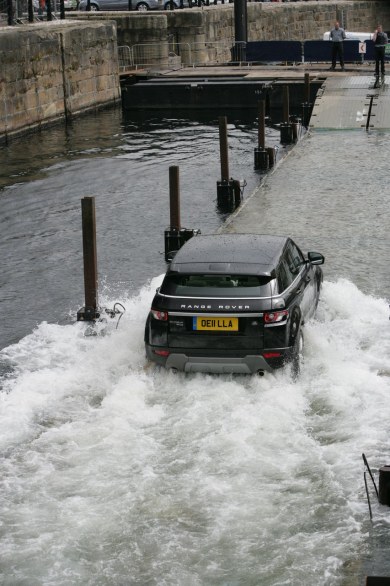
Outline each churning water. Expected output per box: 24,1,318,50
1,107,390,585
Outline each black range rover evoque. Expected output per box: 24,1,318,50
145,234,324,375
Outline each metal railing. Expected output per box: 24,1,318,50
125,39,237,71
118,45,134,71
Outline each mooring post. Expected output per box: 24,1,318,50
283,85,289,124
169,165,181,231
280,86,294,145
164,166,199,262
379,465,390,506
302,72,313,128
217,116,237,212
254,100,269,171
77,196,99,321
219,116,229,182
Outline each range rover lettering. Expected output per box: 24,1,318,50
144,234,324,375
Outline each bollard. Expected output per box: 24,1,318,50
219,116,229,182
60,0,65,18
217,116,235,212
254,148,269,171
280,86,293,145
254,101,269,171
283,85,290,124
232,179,242,208
217,179,235,212
164,228,199,262
290,115,301,142
304,72,310,104
169,165,180,231
267,146,276,167
77,197,99,321
164,166,199,262
378,465,390,506
280,123,294,145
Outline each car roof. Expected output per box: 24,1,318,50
168,234,288,276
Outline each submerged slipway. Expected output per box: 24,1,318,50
1,72,390,586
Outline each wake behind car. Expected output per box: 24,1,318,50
145,234,324,375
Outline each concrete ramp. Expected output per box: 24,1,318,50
310,76,390,130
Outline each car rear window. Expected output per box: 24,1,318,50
160,274,273,298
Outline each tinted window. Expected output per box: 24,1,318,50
160,274,272,298
277,260,293,293
285,242,304,276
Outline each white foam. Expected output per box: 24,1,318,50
1,278,389,584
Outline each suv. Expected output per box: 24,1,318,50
145,234,324,375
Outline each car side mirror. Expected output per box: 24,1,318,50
307,251,325,265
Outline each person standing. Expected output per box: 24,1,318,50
373,24,388,77
329,21,346,71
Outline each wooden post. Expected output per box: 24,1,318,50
283,86,290,124
254,100,269,171
77,197,99,321
219,116,229,181
304,72,310,104
169,166,181,230
258,100,265,149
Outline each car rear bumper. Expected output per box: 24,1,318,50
146,345,291,374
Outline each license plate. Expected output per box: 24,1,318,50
193,316,238,331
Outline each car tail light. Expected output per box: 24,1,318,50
153,349,170,357
264,310,289,324
263,352,282,359
151,309,168,321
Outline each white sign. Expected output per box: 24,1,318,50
359,42,367,54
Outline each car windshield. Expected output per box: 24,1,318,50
160,274,273,298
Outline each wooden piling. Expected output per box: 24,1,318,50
219,116,229,181
258,100,266,149
81,196,98,313
283,86,290,124
304,72,310,104
169,165,181,230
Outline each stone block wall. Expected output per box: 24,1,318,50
0,21,121,141
85,1,389,65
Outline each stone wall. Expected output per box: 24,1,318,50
73,2,390,45
2,1,390,139
0,21,121,141
71,2,390,65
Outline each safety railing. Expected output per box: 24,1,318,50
124,39,388,73
118,45,134,71
129,42,191,70
129,40,237,70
